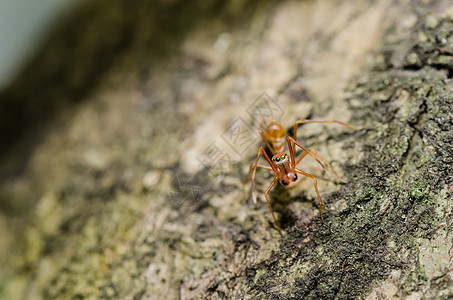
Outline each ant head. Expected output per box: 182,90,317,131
272,153,298,186
279,172,298,186
272,153,288,165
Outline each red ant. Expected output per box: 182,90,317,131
243,119,357,232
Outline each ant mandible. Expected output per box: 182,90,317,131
243,119,357,233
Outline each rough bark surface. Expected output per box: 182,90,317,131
0,0,452,299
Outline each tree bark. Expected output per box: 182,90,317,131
0,0,452,299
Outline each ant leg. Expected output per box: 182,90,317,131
251,147,278,204
242,162,274,201
295,169,324,221
259,130,277,155
264,177,282,233
294,151,310,166
287,136,324,170
295,149,346,183
292,120,357,155
243,163,274,185
257,119,278,154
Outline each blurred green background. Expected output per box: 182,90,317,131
0,0,77,88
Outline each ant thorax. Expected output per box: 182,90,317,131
272,137,286,154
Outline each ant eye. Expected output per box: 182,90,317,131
293,174,298,181
281,180,289,186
